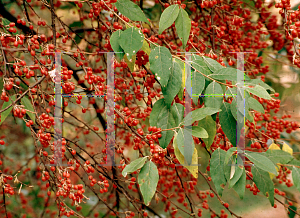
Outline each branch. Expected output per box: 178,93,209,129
0,0,36,35
198,170,242,218
2,187,8,218
0,76,46,114
211,6,216,52
174,167,196,217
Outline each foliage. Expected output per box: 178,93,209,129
0,0,300,217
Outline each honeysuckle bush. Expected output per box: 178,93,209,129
1,0,300,217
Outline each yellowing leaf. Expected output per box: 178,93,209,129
141,40,151,56
282,143,293,155
124,55,136,72
244,125,249,135
267,144,283,179
269,166,280,180
125,22,133,29
269,143,280,150
174,133,198,178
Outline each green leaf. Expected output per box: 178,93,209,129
292,167,300,192
187,69,205,104
74,32,84,45
119,27,144,58
263,149,293,165
110,30,125,60
157,109,176,148
2,18,17,35
204,81,223,109
171,103,184,127
175,8,191,48
191,54,212,79
21,97,36,123
0,96,15,125
220,82,227,94
219,102,236,146
209,68,250,82
59,4,76,9
138,161,159,206
174,132,198,178
230,98,237,120
115,0,150,24
185,126,208,138
174,58,185,101
198,116,216,149
246,111,254,123
229,165,244,188
178,85,184,101
287,159,300,167
224,154,243,182
175,128,195,165
122,157,148,177
243,91,253,122
203,56,224,73
149,46,173,88
245,151,278,175
252,165,275,206
70,21,84,44
224,147,241,166
245,79,275,93
2,18,10,26
237,87,247,114
150,100,180,148
248,97,265,114
242,0,255,7
245,85,272,100
224,155,234,181
288,205,297,218
162,61,182,108
69,21,83,28
210,148,227,196
181,107,221,126
232,168,246,199
230,88,250,124
225,87,236,99
149,99,165,126
158,5,179,34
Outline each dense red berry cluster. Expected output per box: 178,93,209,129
1,0,300,217
135,50,149,66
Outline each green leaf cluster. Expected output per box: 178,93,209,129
209,147,297,206
158,6,191,47
110,27,144,62
115,0,150,24
121,157,159,206
0,96,15,125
